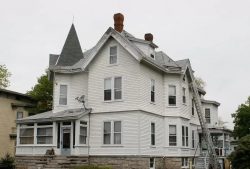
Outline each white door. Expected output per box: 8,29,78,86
61,127,71,156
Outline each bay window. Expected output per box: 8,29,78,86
169,125,177,146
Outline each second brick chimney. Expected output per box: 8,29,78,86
113,13,124,33
144,33,153,42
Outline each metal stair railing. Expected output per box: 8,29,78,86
189,82,221,169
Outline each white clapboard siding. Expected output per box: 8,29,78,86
87,38,141,113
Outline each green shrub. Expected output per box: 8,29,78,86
0,153,15,167
73,165,112,169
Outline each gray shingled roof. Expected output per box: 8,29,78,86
17,108,91,123
56,24,84,66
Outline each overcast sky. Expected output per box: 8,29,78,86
1,0,250,129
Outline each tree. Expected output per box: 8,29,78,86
0,64,11,88
195,76,206,89
27,73,53,114
231,97,250,138
228,135,250,169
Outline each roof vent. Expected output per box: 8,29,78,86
114,13,124,33
144,33,153,42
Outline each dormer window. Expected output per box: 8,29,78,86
110,46,117,64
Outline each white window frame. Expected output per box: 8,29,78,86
79,121,88,145
168,85,177,106
59,84,68,105
192,98,195,116
182,126,189,147
104,77,122,101
205,108,211,124
151,79,155,103
169,125,177,146
109,46,118,65
103,121,122,145
36,123,53,145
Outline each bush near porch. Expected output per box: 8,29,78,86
73,165,112,169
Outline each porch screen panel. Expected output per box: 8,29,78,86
20,128,34,144
37,127,53,144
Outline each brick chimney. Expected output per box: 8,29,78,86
114,13,124,33
144,33,153,42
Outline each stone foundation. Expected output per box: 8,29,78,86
16,155,183,169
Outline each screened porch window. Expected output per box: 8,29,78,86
37,127,53,144
20,128,34,144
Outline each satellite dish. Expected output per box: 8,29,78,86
75,95,87,109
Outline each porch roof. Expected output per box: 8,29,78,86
16,108,91,124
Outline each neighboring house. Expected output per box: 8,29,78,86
16,13,229,169
198,99,233,168
0,88,34,158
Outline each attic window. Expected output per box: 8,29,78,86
150,54,155,59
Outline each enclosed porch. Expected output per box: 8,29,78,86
16,108,91,156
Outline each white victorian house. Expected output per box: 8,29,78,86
16,13,228,169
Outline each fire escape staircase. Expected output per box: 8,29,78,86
189,81,221,169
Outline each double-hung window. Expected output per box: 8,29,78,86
151,123,155,146
103,121,121,145
104,77,122,101
17,112,23,119
151,79,155,102
192,130,195,148
205,108,211,124
168,85,176,106
80,121,88,144
110,46,117,64
192,99,195,116
59,85,67,105
37,122,53,144
182,157,189,169
169,125,177,146
182,87,186,104
182,126,189,147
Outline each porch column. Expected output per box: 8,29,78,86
34,123,37,145
53,122,57,146
16,124,20,145
222,133,225,156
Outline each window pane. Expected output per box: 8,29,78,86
151,91,155,102
114,133,121,144
169,125,176,135
104,134,111,144
37,136,52,144
59,85,67,105
114,121,121,132
20,137,34,144
104,90,112,100
151,134,155,145
104,78,111,89
114,77,121,89
104,122,111,134
150,158,154,168
151,80,155,92
169,86,176,96
80,136,87,144
110,46,117,64
20,128,34,137
80,126,87,136
114,90,122,100
151,123,155,134
37,128,52,136
169,136,177,146
169,96,176,105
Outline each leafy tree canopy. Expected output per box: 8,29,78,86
195,76,206,89
0,64,11,89
228,134,250,169
232,96,250,138
27,73,53,114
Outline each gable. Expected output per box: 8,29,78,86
82,27,145,70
